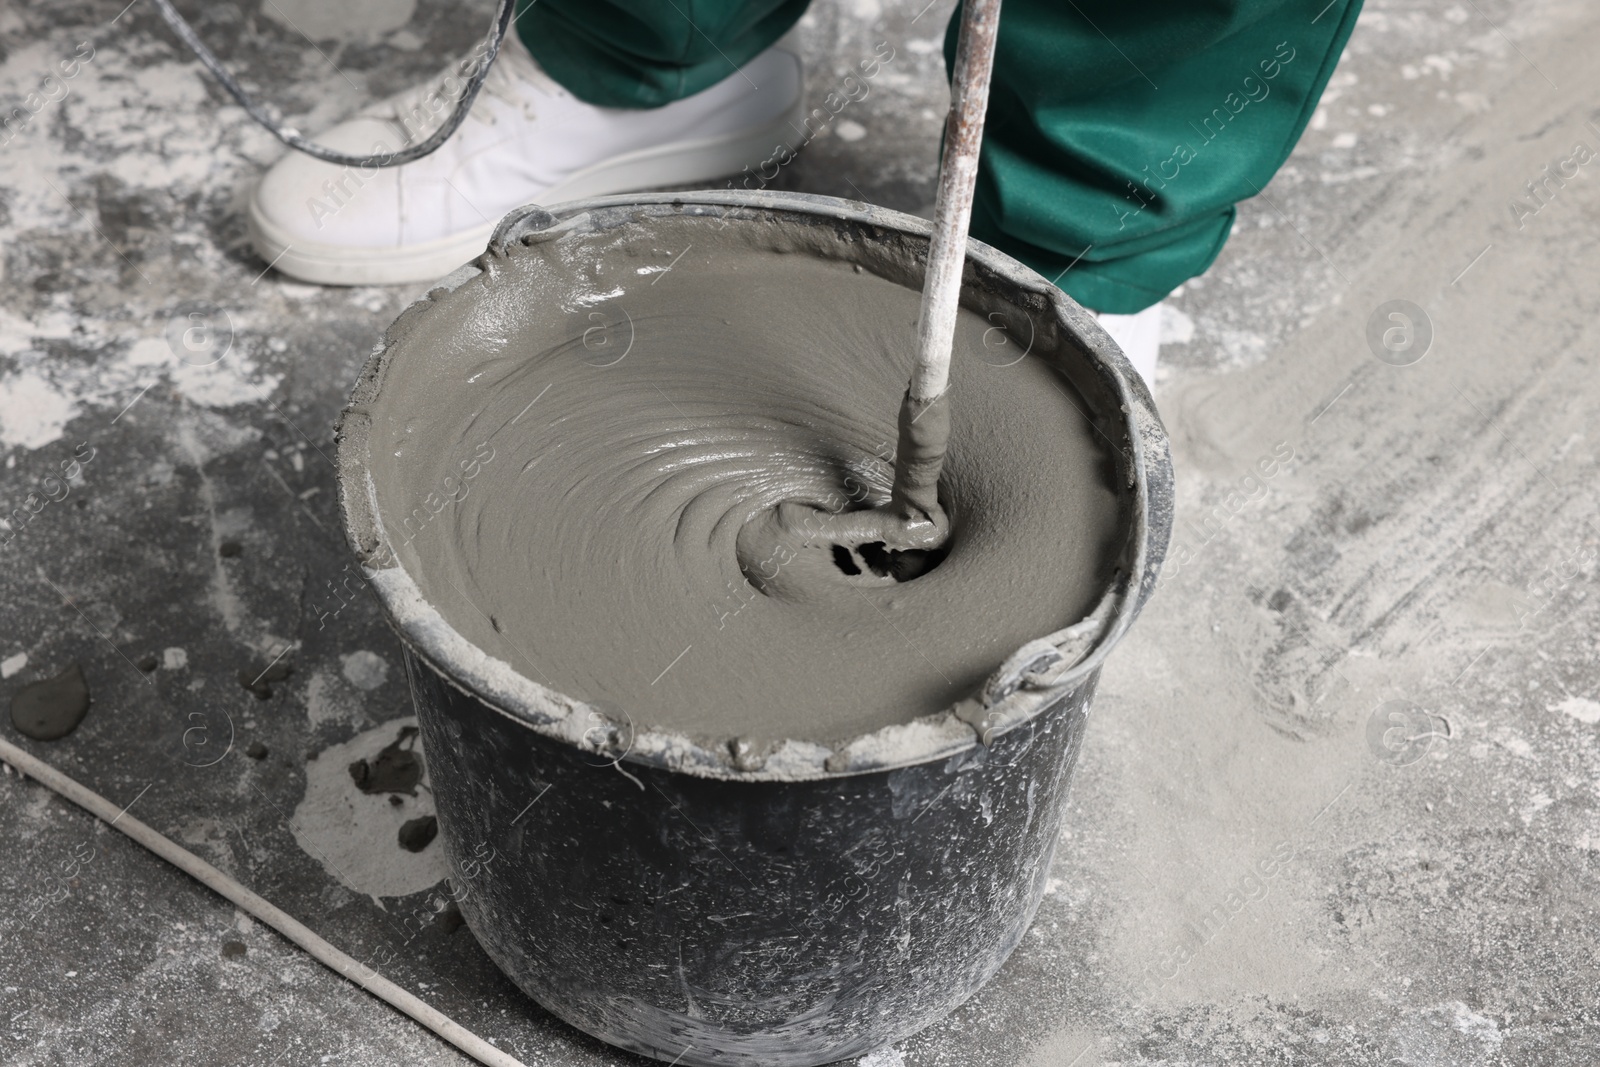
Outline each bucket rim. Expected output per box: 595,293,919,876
335,189,1173,782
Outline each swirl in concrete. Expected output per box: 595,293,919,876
361,216,1123,746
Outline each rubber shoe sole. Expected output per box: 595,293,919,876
247,100,805,287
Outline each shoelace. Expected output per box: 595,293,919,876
386,41,559,143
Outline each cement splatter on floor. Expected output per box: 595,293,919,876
292,718,447,900
8,663,91,741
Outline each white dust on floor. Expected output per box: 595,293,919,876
340,650,390,691
1553,696,1600,725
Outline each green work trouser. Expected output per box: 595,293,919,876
515,0,1362,313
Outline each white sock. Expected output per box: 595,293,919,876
1095,303,1162,389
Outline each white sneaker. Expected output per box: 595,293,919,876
1095,303,1162,388
248,34,804,286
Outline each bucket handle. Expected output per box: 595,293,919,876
981,639,1066,706
484,205,560,259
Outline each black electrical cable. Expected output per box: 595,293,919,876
149,0,516,168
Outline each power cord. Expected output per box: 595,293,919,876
148,0,516,168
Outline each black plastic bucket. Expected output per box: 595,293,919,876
336,191,1172,1065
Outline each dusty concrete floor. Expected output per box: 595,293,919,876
2,0,1598,1064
